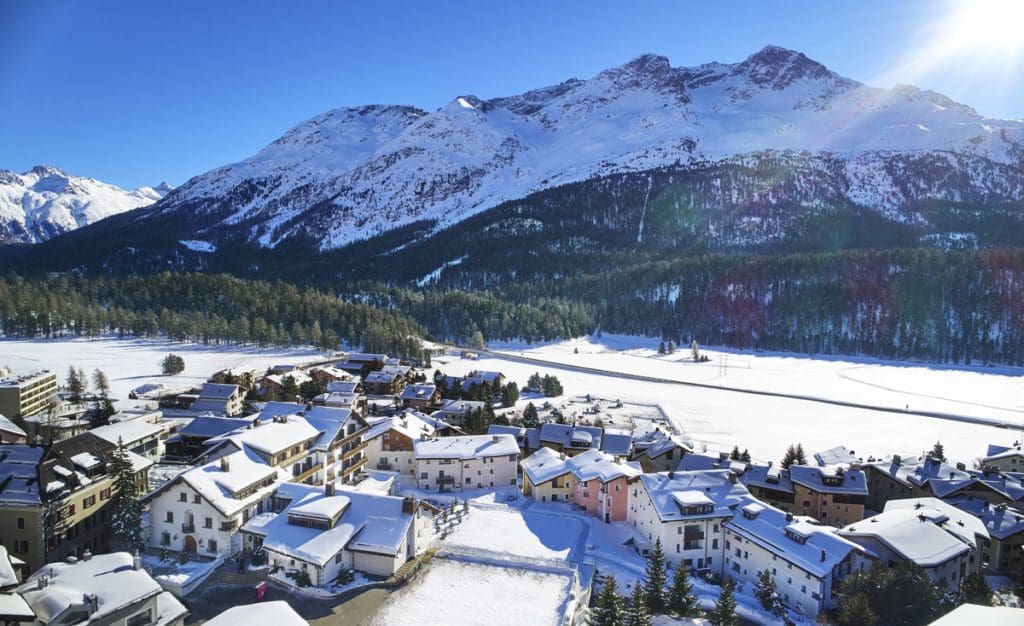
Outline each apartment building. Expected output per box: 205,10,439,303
414,435,519,492
0,371,58,419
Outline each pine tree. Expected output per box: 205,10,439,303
522,402,540,428
91,368,114,426
710,579,738,626
667,565,700,618
470,330,486,351
740,449,751,463
281,375,299,402
836,592,877,626
730,445,741,461
66,366,84,402
755,569,784,617
960,572,992,606
781,444,797,469
161,353,185,375
658,341,666,355
930,441,946,462
108,440,144,552
642,538,667,613
625,583,652,626
795,443,807,465
667,341,675,354
589,575,625,626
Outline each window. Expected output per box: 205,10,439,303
16,517,24,529
67,504,75,515
420,472,427,479
83,495,96,509
13,540,29,554
161,532,170,546
208,539,218,553
194,494,201,504
100,488,111,500
179,492,188,502
165,511,174,523
126,607,153,626
204,517,213,529
465,477,472,484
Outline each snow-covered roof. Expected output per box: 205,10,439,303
600,429,633,457
866,456,974,497
639,470,749,522
205,601,308,626
400,384,437,400
18,552,164,624
365,371,401,385
0,545,18,588
69,452,101,471
309,365,351,381
381,365,412,377
813,445,860,466
638,432,692,459
840,507,972,567
726,496,872,578
672,491,714,508
346,353,387,363
177,416,250,438
966,468,1024,502
257,402,306,421
0,414,26,438
435,399,485,416
90,420,164,446
414,434,519,460
325,381,360,394
264,371,312,387
291,494,351,521
741,464,795,494
199,383,240,400
929,603,1024,625
675,452,747,475
883,498,989,547
0,445,43,506
789,465,867,496
538,423,602,450
566,448,641,483
947,497,1024,540
219,417,320,457
364,412,438,443
521,447,572,485
242,483,415,566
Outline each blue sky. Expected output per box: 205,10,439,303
1,0,1021,189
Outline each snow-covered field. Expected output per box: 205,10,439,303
0,337,323,407
446,505,582,562
370,558,573,626
441,335,1024,467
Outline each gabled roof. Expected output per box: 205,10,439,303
364,412,438,443
174,450,284,517
177,416,252,438
566,448,641,483
0,414,26,438
199,383,240,400
205,601,307,626
365,371,401,385
814,445,860,466
947,497,1024,540
741,464,795,495
600,429,633,457
325,380,361,394
788,465,867,496
676,452,747,475
639,470,749,522
435,400,485,415
882,498,989,547
91,420,164,447
538,423,603,450
520,447,573,485
400,384,437,400
840,508,972,567
0,444,44,506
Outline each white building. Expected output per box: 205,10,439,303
16,552,187,626
146,451,284,557
839,498,987,587
205,601,307,626
240,482,436,587
414,435,519,492
91,419,167,461
191,383,244,416
363,412,444,475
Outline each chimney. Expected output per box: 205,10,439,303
820,548,826,562
281,414,289,424
133,550,142,570
492,435,500,444
892,454,901,466
785,512,794,522
325,482,336,497
81,549,92,561
956,462,966,471
86,593,99,615
220,456,230,472
668,470,675,480
37,576,48,589
728,473,737,484
402,497,415,515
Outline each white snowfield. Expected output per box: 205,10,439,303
0,337,320,406
159,46,1024,250
0,166,170,244
441,334,1024,467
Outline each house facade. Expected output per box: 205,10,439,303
414,435,519,492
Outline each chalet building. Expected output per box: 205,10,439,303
300,406,370,485
196,414,323,485
0,434,152,573
209,367,258,391
400,384,441,411
241,482,437,587
163,416,255,462
865,455,1024,511
363,371,404,396
318,391,368,414
17,552,187,626
839,498,988,587
338,354,387,376
308,365,352,386
632,430,692,472
269,364,300,375
0,414,27,444
538,423,603,457
982,444,1024,472
380,364,414,383
190,383,244,416
813,446,861,466
949,497,1024,575
414,435,519,492
146,451,283,557
787,465,867,525
488,425,540,454
521,448,641,522
260,370,312,398
0,371,58,420
363,412,445,474
326,380,363,395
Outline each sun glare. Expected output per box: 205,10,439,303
946,0,1024,54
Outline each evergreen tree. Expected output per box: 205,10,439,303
66,366,84,402
835,563,939,626
667,565,700,618
108,440,144,552
470,330,486,351
522,402,541,428
836,592,877,626
781,444,797,469
625,583,652,626
281,375,299,402
527,372,543,392
755,570,784,617
960,572,992,606
710,579,739,626
658,341,666,355
161,353,185,375
740,449,751,463
92,368,110,396
501,381,520,407
930,441,946,462
642,538,667,613
91,368,114,426
667,340,675,354
795,443,807,465
589,575,625,626
730,445,741,461
542,374,564,397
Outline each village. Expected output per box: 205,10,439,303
0,345,1023,626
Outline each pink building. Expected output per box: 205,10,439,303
521,447,642,523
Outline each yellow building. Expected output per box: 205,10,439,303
0,371,58,419
521,447,575,503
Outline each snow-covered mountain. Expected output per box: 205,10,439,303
0,166,171,244
146,45,1022,252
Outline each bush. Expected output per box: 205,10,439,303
285,569,313,587
161,353,185,376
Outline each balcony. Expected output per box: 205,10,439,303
340,456,367,476
437,475,456,484
375,462,393,471
342,441,367,460
181,523,195,533
220,520,238,532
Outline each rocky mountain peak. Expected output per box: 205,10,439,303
734,45,840,90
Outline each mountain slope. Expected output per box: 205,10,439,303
0,166,171,244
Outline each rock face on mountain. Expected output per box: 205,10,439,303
0,166,170,244
16,46,1024,272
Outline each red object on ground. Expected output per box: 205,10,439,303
254,581,268,601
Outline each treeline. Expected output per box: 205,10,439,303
0,272,425,357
